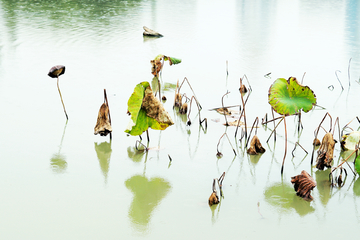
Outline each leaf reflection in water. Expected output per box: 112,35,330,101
94,141,112,183
125,175,171,232
264,182,315,216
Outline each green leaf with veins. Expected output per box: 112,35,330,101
268,77,316,116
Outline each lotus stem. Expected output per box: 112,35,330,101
281,116,287,175
291,142,308,157
311,112,331,165
222,91,230,126
57,77,68,120
245,117,259,148
178,77,202,109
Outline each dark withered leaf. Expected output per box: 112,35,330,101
247,135,266,155
94,103,112,136
48,65,65,78
291,170,316,200
208,192,219,206
316,133,335,170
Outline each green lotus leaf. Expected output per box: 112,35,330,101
268,77,316,116
125,81,174,136
164,56,182,65
355,154,360,175
340,131,360,151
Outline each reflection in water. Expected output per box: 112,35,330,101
127,146,147,163
125,175,171,232
264,182,315,216
315,169,332,206
94,141,112,183
354,177,360,197
50,121,68,173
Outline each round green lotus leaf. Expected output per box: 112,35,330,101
355,154,360,176
268,77,316,116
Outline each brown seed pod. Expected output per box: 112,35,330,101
94,103,112,136
174,93,182,107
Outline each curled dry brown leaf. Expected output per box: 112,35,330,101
179,102,188,114
142,86,174,126
315,132,335,170
313,138,321,146
247,135,266,155
208,192,219,206
150,59,163,77
94,103,112,136
291,170,317,200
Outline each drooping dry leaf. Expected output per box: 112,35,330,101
291,170,317,200
247,135,266,155
208,191,219,206
142,86,174,126
216,107,231,115
94,103,112,136
179,102,188,114
151,59,163,77
316,132,335,170
174,93,182,108
239,84,248,94
313,138,321,146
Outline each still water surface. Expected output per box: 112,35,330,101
0,0,360,239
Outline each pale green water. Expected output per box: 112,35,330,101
0,0,360,239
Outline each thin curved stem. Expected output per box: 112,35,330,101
57,77,68,120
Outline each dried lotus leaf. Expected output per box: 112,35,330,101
94,103,112,136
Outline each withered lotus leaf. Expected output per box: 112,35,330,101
48,65,65,78
247,135,266,155
179,103,188,114
313,138,321,146
94,103,112,136
174,93,182,108
208,192,219,206
151,54,181,77
291,170,316,200
316,132,335,170
340,131,360,151
125,82,174,136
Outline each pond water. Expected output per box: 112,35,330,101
1,0,360,239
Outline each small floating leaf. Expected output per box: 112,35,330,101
268,77,316,116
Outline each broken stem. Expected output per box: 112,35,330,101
291,142,308,157
217,133,236,156
265,116,284,143
222,91,230,126
178,77,202,109
57,77,68,120
245,117,259,148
